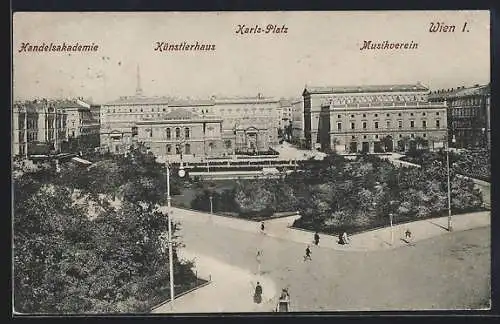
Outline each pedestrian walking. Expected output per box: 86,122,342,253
256,250,262,274
254,281,263,304
339,231,349,245
260,222,265,233
303,245,312,261
314,232,320,246
405,229,412,240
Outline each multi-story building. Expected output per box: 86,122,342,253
290,98,305,146
100,69,282,157
136,108,224,159
428,84,490,149
12,99,68,157
56,98,100,151
303,84,448,153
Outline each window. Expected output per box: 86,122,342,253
399,134,402,138
411,134,415,138
363,122,367,129
410,113,414,116
363,135,367,139
375,135,379,139
410,121,415,128
423,133,427,138
374,114,378,117
363,114,366,118
386,113,390,117
166,128,171,139
422,112,426,116
176,145,181,154
387,121,391,128
398,113,402,117
351,114,355,118
352,136,355,139
436,120,440,128
175,127,181,139
185,143,191,154
129,108,132,112
166,144,171,154
374,122,379,129
338,114,341,118
163,108,166,112
422,120,427,128
436,112,439,116
351,122,355,129
337,122,342,131
398,121,402,128
185,127,190,139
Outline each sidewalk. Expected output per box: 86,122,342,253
167,207,490,252
151,249,277,313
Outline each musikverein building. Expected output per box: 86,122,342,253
303,83,448,153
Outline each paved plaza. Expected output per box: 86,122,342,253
153,208,491,312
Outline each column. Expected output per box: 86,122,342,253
13,110,19,156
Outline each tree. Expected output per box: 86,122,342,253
13,152,196,313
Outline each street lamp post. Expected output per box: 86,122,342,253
389,213,394,244
165,162,185,310
481,127,486,148
446,134,456,232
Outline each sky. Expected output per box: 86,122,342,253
13,11,490,104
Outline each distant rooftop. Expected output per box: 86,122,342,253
428,84,490,100
105,94,280,106
303,83,429,95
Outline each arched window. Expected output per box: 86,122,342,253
166,128,171,139
208,142,214,152
175,127,181,139
175,145,181,154
185,143,191,154
185,127,190,139
166,144,171,154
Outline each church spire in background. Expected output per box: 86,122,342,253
136,64,143,96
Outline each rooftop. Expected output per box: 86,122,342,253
105,94,281,106
428,84,490,99
303,83,429,95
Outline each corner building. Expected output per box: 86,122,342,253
429,84,490,149
303,84,448,153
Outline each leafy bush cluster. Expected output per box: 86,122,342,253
401,149,491,181
189,153,483,234
13,145,195,313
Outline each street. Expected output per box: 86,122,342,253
155,210,490,312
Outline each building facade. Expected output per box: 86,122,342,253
303,84,448,153
136,108,223,158
58,99,100,151
290,98,305,145
428,84,490,149
101,93,281,157
12,99,68,157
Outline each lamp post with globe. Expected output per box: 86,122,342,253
165,162,185,310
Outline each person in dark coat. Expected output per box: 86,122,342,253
314,232,320,246
254,282,263,304
304,245,312,261
260,222,265,233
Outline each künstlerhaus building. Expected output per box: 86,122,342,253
303,84,448,153
100,93,282,159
